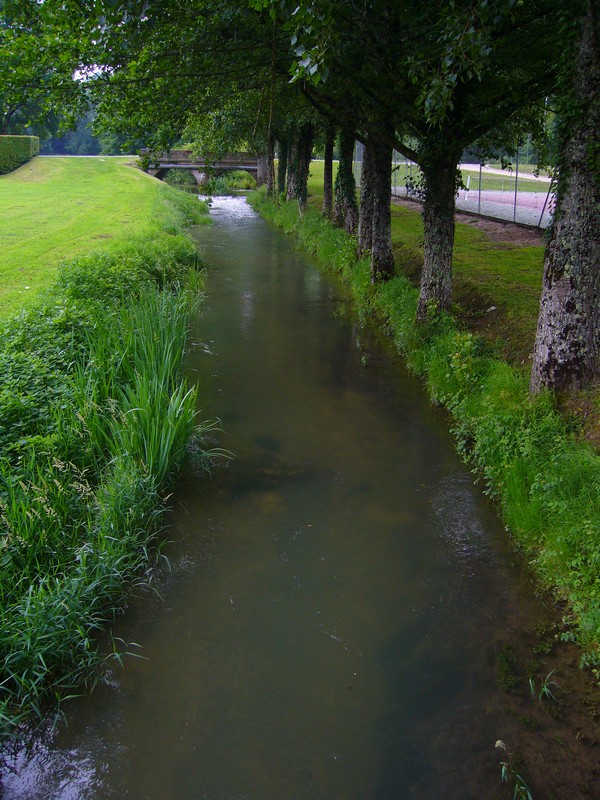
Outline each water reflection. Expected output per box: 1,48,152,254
432,472,490,561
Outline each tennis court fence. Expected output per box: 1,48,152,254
352,142,554,229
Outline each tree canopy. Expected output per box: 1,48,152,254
2,0,598,392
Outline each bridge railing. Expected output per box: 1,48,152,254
139,149,258,169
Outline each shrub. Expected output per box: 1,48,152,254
226,169,257,190
0,135,39,175
203,169,257,195
163,168,198,191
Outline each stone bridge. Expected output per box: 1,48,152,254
140,149,260,185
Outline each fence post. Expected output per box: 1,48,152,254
513,145,520,222
538,177,555,229
478,162,482,214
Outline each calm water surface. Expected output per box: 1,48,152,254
1,196,547,799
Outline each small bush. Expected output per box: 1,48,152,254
204,169,256,195
163,168,198,191
227,169,257,190
203,175,231,195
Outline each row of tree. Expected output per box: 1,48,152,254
2,0,598,395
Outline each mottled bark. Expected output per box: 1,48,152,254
286,137,298,202
256,155,268,187
530,0,600,393
370,139,394,282
266,132,275,196
297,127,312,210
277,137,288,195
358,141,375,255
333,129,358,233
416,152,459,319
322,126,335,218
288,123,314,211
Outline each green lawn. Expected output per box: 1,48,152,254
460,168,550,193
487,162,552,177
0,155,171,316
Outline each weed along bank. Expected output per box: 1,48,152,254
0,156,212,739
1,192,598,800
247,186,600,799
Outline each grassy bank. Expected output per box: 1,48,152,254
249,188,600,666
0,159,211,735
0,156,204,317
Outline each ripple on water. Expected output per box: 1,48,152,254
1,732,109,800
198,194,257,219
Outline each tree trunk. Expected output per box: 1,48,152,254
256,155,268,187
287,123,314,211
358,140,375,255
322,125,335,218
266,132,275,196
416,150,459,319
277,137,288,195
530,0,600,393
370,138,394,282
333,128,358,233
1,105,20,135
286,136,298,202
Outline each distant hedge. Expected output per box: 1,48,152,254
0,135,40,175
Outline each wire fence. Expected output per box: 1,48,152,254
352,142,554,229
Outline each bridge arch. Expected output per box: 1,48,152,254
141,150,261,187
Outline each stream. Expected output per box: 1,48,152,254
0,196,568,799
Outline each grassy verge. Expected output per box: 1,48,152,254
310,160,546,363
311,160,600,443
0,161,211,735
249,188,600,667
0,156,212,317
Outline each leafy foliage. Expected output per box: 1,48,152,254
1,0,86,135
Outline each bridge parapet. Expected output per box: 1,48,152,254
140,149,259,177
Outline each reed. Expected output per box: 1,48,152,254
0,190,210,736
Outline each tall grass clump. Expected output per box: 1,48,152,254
249,189,600,665
0,185,211,736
